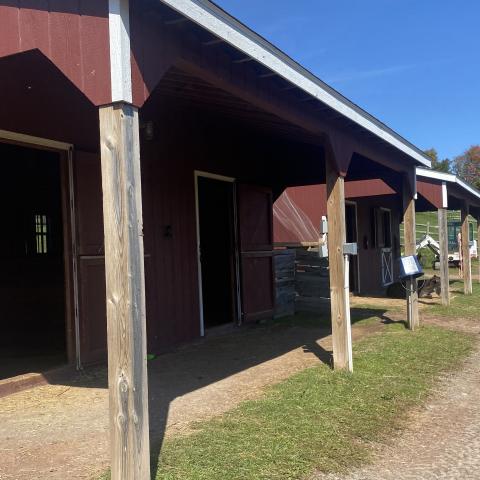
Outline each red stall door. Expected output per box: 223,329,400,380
237,184,275,323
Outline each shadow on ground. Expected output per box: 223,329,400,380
29,306,391,478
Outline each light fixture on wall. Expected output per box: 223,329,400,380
140,120,155,141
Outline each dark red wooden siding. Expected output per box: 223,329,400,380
238,185,274,322
74,147,168,362
274,180,396,245
0,1,111,105
0,49,99,151
417,179,443,210
74,151,106,364
274,182,401,295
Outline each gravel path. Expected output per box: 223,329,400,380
314,316,480,480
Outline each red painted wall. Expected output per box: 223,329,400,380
417,179,443,210
0,34,328,363
0,1,111,105
274,179,396,245
273,181,401,295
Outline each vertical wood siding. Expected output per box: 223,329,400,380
273,183,402,295
274,180,397,245
0,1,111,105
417,179,443,210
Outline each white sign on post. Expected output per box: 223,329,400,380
399,255,423,279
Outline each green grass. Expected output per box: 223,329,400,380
400,210,478,248
99,276,480,480
425,280,480,318
416,211,440,228
151,324,473,480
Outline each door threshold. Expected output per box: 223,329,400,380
204,322,238,339
0,364,75,399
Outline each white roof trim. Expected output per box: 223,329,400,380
109,0,133,103
158,0,431,167
416,167,480,202
456,177,480,201
416,168,456,183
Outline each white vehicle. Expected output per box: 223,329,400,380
416,234,477,269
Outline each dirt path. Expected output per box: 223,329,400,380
0,318,381,480
313,315,480,480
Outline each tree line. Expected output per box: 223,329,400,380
425,146,480,189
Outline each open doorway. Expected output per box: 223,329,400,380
196,173,239,333
345,202,360,293
0,142,70,380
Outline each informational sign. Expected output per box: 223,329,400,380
399,255,423,279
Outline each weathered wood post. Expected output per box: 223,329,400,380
100,103,151,480
461,202,473,295
326,151,353,372
402,176,419,330
437,207,450,306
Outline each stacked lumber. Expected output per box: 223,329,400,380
273,250,296,318
295,248,330,313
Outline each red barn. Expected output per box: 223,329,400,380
0,1,432,475
274,179,402,295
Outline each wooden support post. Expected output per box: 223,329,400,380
402,178,419,330
437,208,450,306
326,154,353,372
461,203,473,295
99,103,151,480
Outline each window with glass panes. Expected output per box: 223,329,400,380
35,214,49,254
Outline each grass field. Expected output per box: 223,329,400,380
99,281,479,480
400,211,478,242
145,284,476,480
425,281,480,318
402,211,479,269
152,323,473,480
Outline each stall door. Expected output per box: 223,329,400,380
75,151,107,365
237,184,274,323
75,151,156,365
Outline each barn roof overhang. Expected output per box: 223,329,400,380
155,0,431,169
416,167,480,217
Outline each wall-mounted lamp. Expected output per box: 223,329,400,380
140,120,155,141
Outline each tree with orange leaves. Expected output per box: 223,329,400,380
453,145,480,189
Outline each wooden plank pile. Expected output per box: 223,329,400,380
274,248,331,317
273,249,296,318
295,248,330,313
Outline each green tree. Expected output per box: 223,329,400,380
453,145,480,189
424,148,450,173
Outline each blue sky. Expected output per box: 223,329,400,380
215,0,480,160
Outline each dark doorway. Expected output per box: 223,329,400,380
345,203,359,293
0,142,68,379
197,176,238,330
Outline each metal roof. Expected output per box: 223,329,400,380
158,0,432,167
